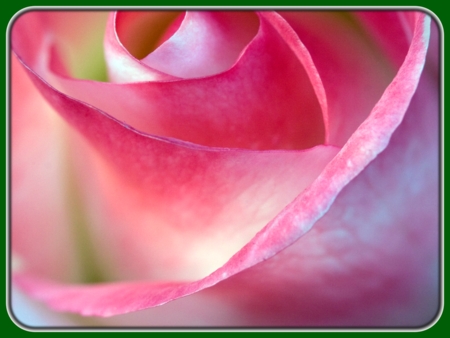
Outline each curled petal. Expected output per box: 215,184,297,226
15,11,327,150
140,11,259,78
104,11,179,82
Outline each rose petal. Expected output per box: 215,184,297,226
140,11,259,78
11,54,81,283
11,54,339,281
14,11,327,150
199,39,440,326
11,287,81,327
11,11,432,322
356,11,440,88
11,285,247,327
11,7,337,302
104,11,179,82
280,11,398,147
10,11,109,81
355,11,415,68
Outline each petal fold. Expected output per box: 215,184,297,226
104,11,179,82
280,11,398,146
141,11,259,78
14,11,327,150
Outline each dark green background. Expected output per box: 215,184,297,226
2,0,446,334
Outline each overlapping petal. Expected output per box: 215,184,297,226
355,11,415,68
10,9,435,326
13,11,327,150
139,11,259,78
280,11,399,147
104,11,179,82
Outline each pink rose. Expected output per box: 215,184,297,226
10,9,440,328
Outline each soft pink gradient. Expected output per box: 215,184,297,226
10,10,439,327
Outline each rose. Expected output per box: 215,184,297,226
9,9,440,327
10,9,440,328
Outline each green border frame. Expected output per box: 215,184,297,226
2,1,445,334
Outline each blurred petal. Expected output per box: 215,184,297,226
10,11,108,81
11,287,81,328
11,54,81,283
11,285,247,327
